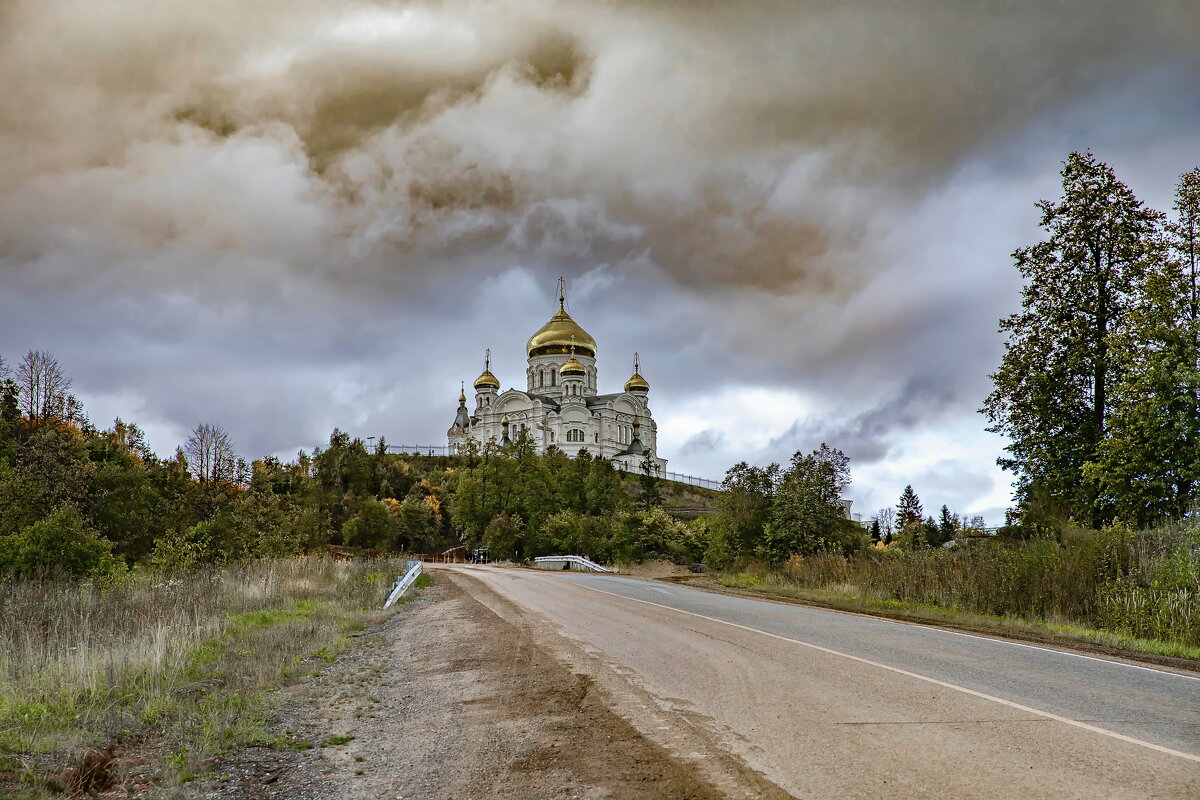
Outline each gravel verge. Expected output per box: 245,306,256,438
189,573,725,799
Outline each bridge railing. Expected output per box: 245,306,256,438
383,560,423,608
533,555,613,573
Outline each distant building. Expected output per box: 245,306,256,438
447,279,667,474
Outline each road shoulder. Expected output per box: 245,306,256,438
193,573,729,799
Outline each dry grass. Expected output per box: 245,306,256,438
0,557,414,792
719,522,1200,660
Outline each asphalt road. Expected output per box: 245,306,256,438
441,565,1200,799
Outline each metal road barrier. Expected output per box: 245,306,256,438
383,560,423,608
533,555,613,573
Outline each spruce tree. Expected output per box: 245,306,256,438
896,485,923,529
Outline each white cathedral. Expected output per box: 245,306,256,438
447,280,668,474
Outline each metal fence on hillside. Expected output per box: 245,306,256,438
385,443,724,490
611,461,723,491
388,444,452,456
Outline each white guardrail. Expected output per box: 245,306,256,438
383,560,423,608
533,555,613,573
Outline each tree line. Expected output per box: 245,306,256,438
983,153,1200,530
0,347,879,577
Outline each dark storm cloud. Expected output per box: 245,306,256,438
2,0,1198,509
764,379,955,466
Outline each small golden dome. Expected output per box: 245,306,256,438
527,281,597,357
560,355,586,376
624,352,649,392
474,349,500,391
474,369,500,390
501,415,510,425
624,372,650,392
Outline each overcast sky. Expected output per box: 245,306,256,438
3,1,1199,523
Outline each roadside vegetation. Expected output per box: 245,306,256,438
0,557,410,795
710,155,1200,659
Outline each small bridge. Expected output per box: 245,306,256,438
533,555,612,573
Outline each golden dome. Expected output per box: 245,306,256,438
474,369,500,390
527,286,596,358
474,349,500,391
560,354,586,376
624,353,649,392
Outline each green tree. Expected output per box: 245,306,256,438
637,456,662,509
760,444,854,560
710,461,779,566
396,492,437,551
1087,167,1200,524
983,151,1163,525
932,504,958,547
611,507,686,564
483,512,525,560
342,498,395,550
896,485,923,529
0,505,122,578
584,457,627,517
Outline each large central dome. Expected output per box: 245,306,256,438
527,298,597,358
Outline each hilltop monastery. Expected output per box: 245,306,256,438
448,280,668,474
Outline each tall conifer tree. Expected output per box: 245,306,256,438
982,151,1161,525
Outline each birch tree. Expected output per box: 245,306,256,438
15,350,72,423
184,422,236,485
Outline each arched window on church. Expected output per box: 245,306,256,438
566,429,584,443
551,369,557,387
538,369,544,388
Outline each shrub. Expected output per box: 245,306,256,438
0,506,122,578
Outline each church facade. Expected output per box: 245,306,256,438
447,281,667,474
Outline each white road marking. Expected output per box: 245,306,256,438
563,580,1200,765
916,624,1200,682
579,573,1200,683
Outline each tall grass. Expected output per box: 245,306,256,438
0,557,409,787
737,521,1200,649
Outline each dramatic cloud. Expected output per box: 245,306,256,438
3,0,1199,520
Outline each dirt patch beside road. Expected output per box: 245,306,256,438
196,573,724,799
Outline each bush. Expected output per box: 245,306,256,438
757,521,1200,647
0,506,122,578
